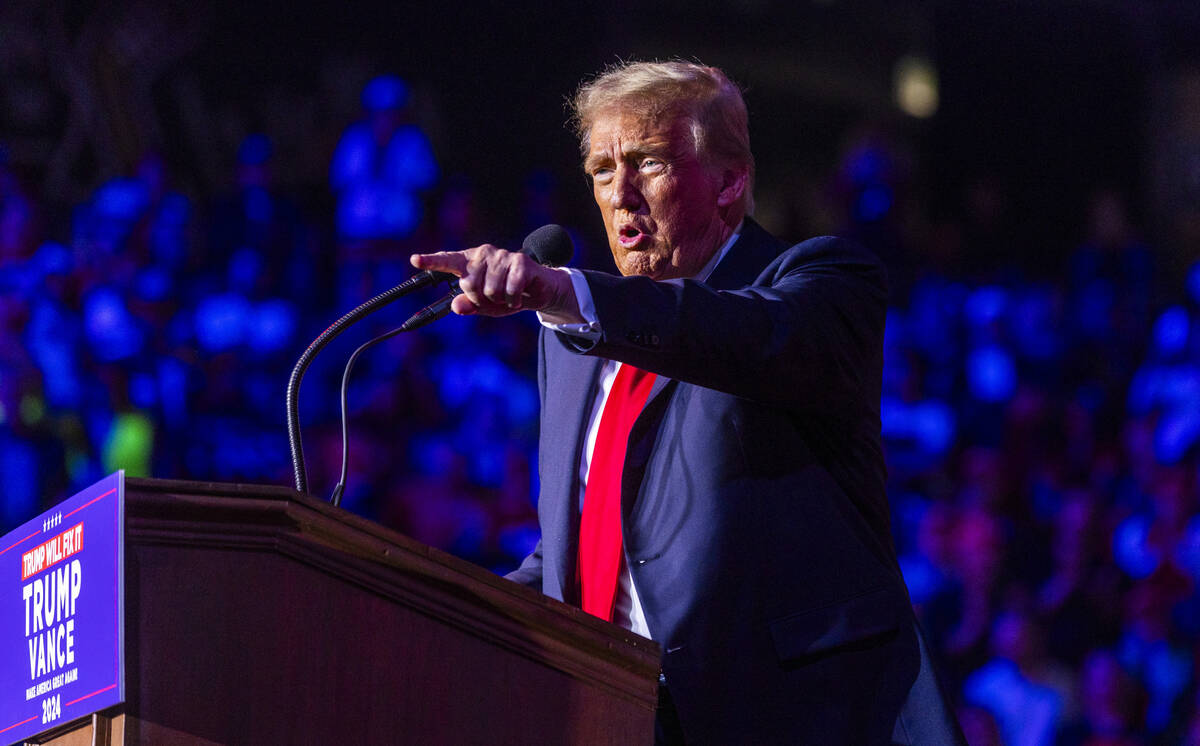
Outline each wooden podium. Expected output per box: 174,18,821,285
25,478,660,745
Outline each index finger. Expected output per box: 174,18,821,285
410,251,469,276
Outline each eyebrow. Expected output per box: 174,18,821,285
584,140,674,173
583,153,612,173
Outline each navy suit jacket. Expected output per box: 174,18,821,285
508,219,963,744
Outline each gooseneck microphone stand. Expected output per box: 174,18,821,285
288,223,573,501
286,271,454,495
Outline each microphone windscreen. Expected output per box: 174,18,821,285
521,224,574,268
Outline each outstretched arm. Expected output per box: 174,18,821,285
412,234,886,417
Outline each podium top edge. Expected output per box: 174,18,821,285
120,476,664,678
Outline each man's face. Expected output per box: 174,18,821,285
585,110,738,280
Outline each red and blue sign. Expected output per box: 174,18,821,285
0,472,124,744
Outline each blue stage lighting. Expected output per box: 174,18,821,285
967,345,1017,403
377,188,421,237
83,287,144,361
362,74,410,112
965,286,1007,328
242,185,273,224
134,266,172,301
1153,306,1189,358
847,146,887,184
129,372,157,409
237,133,273,166
248,299,297,353
853,185,893,222
229,247,264,292
382,126,438,190
93,178,149,221
1154,406,1200,464
1188,262,1200,306
194,292,251,352
329,123,374,191
1113,514,1159,579
911,400,956,454
33,241,72,276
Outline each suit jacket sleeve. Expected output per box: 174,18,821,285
560,236,887,420
504,537,544,588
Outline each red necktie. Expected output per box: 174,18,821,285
578,363,657,621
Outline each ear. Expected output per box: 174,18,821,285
716,165,749,208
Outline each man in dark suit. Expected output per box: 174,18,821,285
413,61,963,744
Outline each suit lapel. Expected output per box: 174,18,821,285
644,371,674,408
703,217,788,292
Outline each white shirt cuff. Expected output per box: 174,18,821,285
537,268,601,341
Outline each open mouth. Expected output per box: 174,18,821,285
618,225,646,247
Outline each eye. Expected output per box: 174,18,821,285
591,167,614,184
639,158,664,172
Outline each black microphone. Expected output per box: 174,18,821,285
399,223,575,332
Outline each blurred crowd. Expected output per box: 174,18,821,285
2,63,1200,743
0,70,554,575
837,135,1200,742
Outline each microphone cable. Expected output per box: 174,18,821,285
329,323,407,507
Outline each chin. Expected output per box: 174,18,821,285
612,244,670,278
616,254,665,278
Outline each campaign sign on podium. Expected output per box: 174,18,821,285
0,472,124,744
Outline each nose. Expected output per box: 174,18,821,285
609,165,642,211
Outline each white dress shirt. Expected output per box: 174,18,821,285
537,225,742,639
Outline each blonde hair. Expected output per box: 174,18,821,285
571,60,755,213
